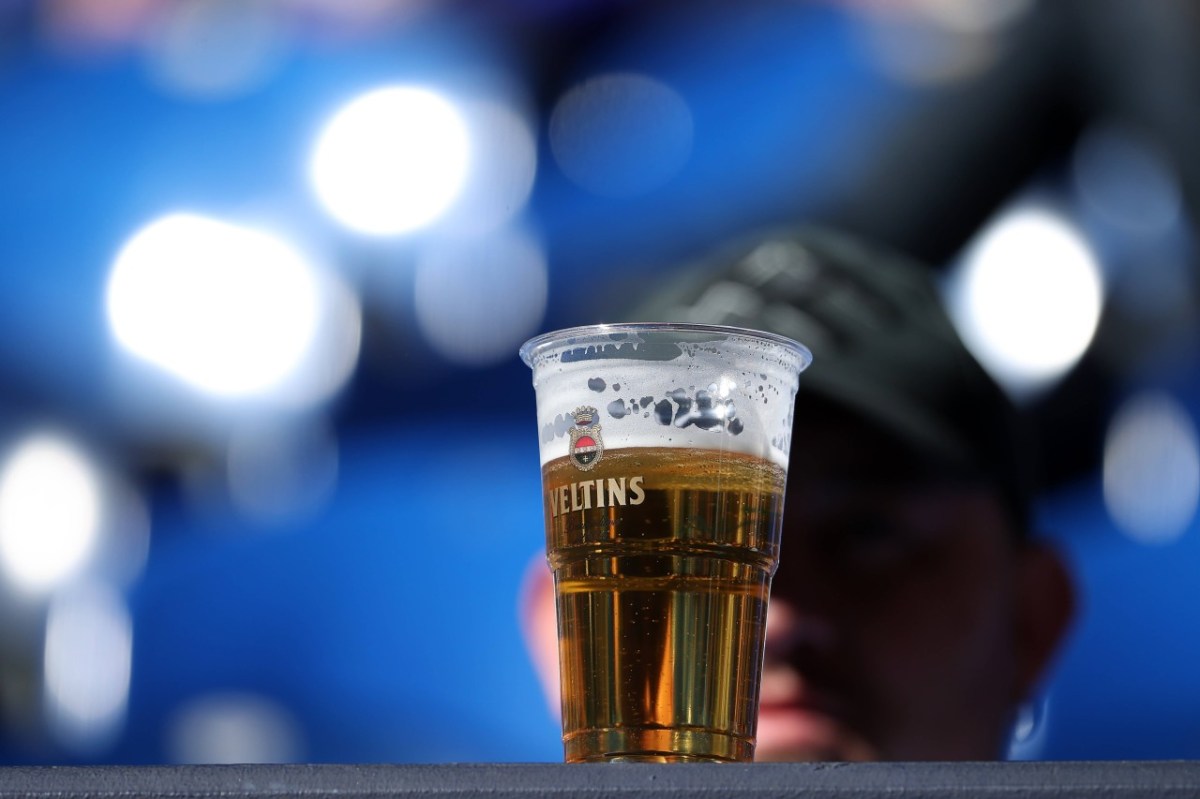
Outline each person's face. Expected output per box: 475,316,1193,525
757,407,1028,761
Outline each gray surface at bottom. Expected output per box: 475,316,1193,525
0,762,1197,798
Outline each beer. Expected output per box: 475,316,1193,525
542,446,786,763
521,322,808,763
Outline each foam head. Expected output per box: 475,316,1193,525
520,323,811,468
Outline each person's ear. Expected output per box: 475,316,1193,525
518,551,561,718
1012,541,1076,702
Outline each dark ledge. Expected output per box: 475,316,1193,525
0,762,1197,798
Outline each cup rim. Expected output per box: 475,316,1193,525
519,321,812,369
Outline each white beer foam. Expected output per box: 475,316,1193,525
525,328,808,468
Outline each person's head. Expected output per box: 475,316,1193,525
521,228,1075,761
755,392,1071,761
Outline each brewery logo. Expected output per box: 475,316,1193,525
568,406,604,471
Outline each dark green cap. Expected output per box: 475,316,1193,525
631,227,1034,535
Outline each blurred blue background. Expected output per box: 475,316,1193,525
0,0,1197,763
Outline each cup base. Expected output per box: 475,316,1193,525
564,727,753,763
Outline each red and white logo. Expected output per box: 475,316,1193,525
569,406,603,471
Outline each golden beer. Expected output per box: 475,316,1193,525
542,446,786,763
521,322,808,763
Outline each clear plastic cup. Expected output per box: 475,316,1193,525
521,323,810,762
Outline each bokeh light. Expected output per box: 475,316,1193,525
440,99,538,236
226,421,339,525
909,0,1032,35
44,581,132,752
945,206,1105,398
268,269,363,411
310,86,470,236
38,0,158,54
0,434,102,596
853,13,995,86
275,0,428,38
848,0,1033,87
106,213,321,398
97,480,152,588
549,72,693,198
1073,124,1182,234
167,692,304,764
1070,124,1192,324
141,0,288,100
414,229,548,366
1103,391,1200,545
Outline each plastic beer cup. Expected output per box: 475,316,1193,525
520,323,810,763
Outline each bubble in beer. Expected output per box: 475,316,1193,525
613,383,621,391
640,396,653,408
608,399,629,419
588,377,607,392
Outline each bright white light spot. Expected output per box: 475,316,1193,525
414,230,548,366
143,0,288,100
0,435,102,595
1103,392,1200,545
441,100,537,236
947,207,1104,398
310,86,470,235
106,214,321,397
168,692,303,764
227,422,339,524
44,581,132,752
549,73,693,198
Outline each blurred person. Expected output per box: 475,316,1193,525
521,228,1075,761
